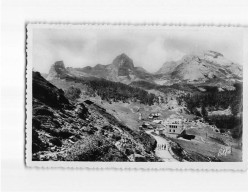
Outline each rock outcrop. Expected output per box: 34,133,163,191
154,50,243,87
112,53,135,77
32,71,157,162
46,54,154,84
33,71,70,108
47,61,69,80
45,50,242,89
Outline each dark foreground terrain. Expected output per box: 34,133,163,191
32,72,158,162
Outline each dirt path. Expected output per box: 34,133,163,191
146,130,178,162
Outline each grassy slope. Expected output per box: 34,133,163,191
33,73,159,162
50,78,242,162
168,123,242,162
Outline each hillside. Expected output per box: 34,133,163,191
32,71,158,161
130,80,201,94
154,51,242,88
38,49,243,162
46,50,242,91
47,53,154,84
156,61,178,75
48,65,160,106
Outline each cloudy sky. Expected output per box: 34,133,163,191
32,27,244,73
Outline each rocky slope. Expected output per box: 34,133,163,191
154,51,242,88
46,50,242,91
84,53,154,84
47,53,154,84
32,71,157,161
156,61,178,75
46,61,70,80
33,71,70,108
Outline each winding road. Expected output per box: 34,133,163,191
146,130,178,162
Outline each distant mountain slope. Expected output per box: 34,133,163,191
130,80,207,94
46,50,242,90
47,53,154,84
171,51,242,81
50,74,159,106
154,51,242,87
156,61,178,75
32,71,158,161
46,61,70,80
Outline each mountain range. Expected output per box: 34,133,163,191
34,50,243,162
46,50,242,89
154,50,242,86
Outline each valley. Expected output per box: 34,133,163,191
34,50,243,162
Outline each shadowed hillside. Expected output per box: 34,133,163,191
32,71,158,161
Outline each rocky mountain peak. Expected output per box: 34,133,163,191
112,53,134,69
47,61,69,80
181,50,224,64
153,49,242,86
111,53,135,77
169,51,242,82
181,55,201,64
52,61,66,72
118,53,130,60
203,50,224,58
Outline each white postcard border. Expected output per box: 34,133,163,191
26,23,248,170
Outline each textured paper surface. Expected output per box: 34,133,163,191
26,24,248,170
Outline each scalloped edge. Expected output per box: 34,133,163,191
25,23,248,170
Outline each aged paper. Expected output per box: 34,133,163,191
26,24,248,170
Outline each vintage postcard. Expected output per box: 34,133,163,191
26,24,248,170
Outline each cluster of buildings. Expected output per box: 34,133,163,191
138,113,185,135
149,113,221,137
139,110,222,137
154,115,185,135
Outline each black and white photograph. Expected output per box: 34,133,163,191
3,0,248,192
26,24,246,168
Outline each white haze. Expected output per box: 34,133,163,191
32,27,244,73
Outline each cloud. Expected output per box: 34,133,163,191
161,29,244,63
32,27,244,73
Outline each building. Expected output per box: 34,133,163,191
162,115,184,134
164,121,184,134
